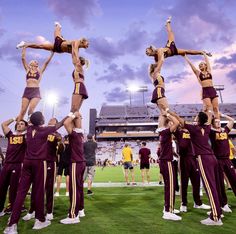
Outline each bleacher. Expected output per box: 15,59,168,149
95,103,236,149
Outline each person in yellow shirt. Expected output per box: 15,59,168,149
225,139,236,190
122,143,136,185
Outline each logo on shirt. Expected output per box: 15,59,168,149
182,133,190,139
215,132,228,140
47,135,55,142
10,136,24,144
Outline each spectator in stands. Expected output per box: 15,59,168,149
83,134,97,195
0,147,4,172
139,142,151,184
122,143,136,185
55,136,70,197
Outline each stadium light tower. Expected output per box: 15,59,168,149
126,85,148,106
214,85,224,103
45,92,59,117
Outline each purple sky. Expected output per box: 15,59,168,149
0,0,236,134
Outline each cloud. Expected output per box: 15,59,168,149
215,53,236,66
0,86,4,94
104,87,128,102
47,0,101,29
89,22,148,61
151,0,236,50
58,96,69,106
227,69,236,82
97,62,149,84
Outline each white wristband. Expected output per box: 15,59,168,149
166,113,170,117
221,113,225,118
67,112,74,117
165,108,169,112
12,118,16,121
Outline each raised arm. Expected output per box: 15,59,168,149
40,51,54,74
1,118,15,136
167,113,179,132
168,111,185,127
21,47,29,71
71,40,83,72
221,113,234,130
154,48,165,76
54,116,69,131
202,52,211,73
184,55,200,78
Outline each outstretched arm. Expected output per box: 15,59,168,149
222,113,234,130
167,113,179,132
184,55,200,78
202,52,211,73
40,51,54,74
63,112,80,134
22,47,28,71
168,111,185,127
153,48,164,76
1,118,15,136
71,41,83,73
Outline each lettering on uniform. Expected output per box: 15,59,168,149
182,133,190,139
47,134,55,142
215,132,228,140
10,136,24,144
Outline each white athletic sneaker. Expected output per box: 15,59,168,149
22,212,35,221
200,217,223,226
162,211,182,221
207,211,224,218
66,192,69,196
222,204,232,213
54,192,59,197
79,209,85,217
16,41,26,49
174,209,180,214
60,216,80,224
54,21,62,28
0,210,5,217
3,224,18,234
46,213,54,220
32,219,51,230
194,203,211,209
180,205,187,212
166,16,172,24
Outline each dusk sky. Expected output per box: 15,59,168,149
0,0,236,134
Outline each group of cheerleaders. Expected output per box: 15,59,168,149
2,16,235,231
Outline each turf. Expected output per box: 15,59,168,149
0,187,235,234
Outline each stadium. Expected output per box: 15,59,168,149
89,103,236,163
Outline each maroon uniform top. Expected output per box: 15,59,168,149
5,130,26,163
139,147,151,164
209,126,230,159
46,132,61,162
174,129,194,157
184,123,213,156
68,131,85,163
199,72,212,82
159,128,173,161
26,71,40,80
25,125,57,160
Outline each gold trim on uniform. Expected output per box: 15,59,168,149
168,161,174,212
157,87,162,99
70,163,77,218
197,156,218,221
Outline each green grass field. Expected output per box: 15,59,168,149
0,167,236,234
